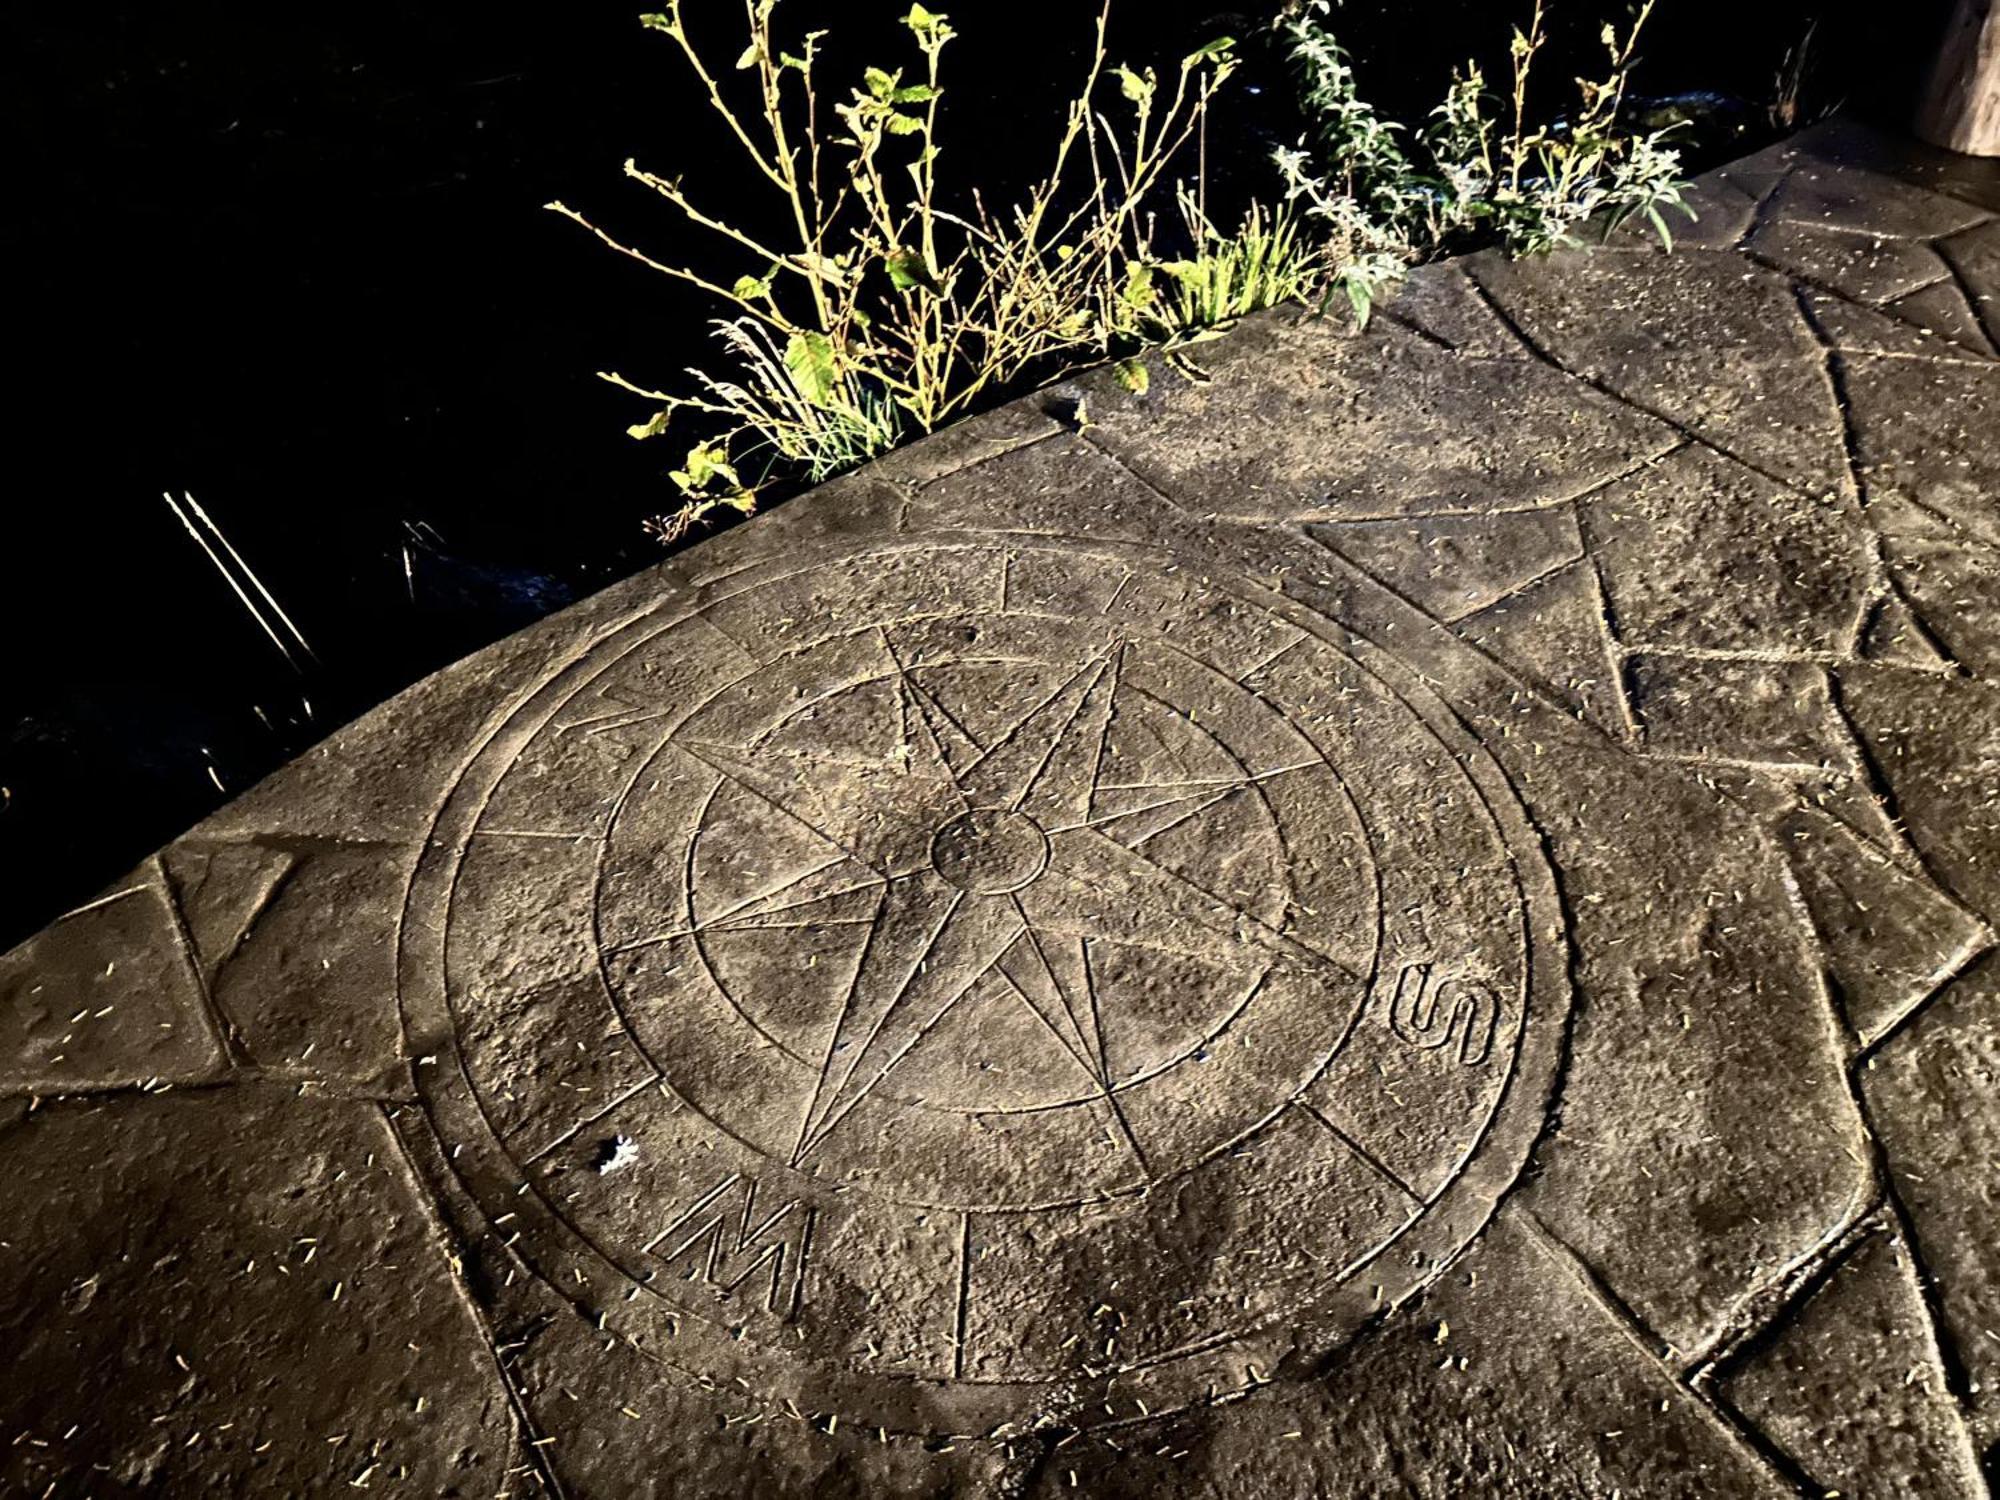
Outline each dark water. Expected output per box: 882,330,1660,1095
0,0,1940,948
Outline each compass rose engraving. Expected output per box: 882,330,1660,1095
409,537,1562,1429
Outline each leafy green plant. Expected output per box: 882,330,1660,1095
1274,0,1692,325
551,1,1262,539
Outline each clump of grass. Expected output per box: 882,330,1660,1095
1089,190,1320,395
1768,18,1825,133
552,1,1295,540
1154,190,1317,335
1274,0,1692,324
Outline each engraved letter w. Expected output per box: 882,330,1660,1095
646,1173,812,1318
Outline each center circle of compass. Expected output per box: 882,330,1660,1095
929,807,1051,894
401,535,1566,1432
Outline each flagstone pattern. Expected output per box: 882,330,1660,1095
3,122,1998,1497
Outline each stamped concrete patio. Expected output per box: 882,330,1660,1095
4,123,2000,1498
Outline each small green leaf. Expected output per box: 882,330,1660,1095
1345,277,1374,327
864,66,898,99
890,83,940,103
1120,262,1156,308
731,273,774,300
886,112,925,135
1645,203,1674,250
672,439,742,495
784,331,841,407
884,250,942,294
904,4,944,33
1113,358,1150,395
735,42,761,69
1117,65,1154,103
1185,35,1236,64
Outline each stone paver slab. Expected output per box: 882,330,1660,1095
1862,958,2000,1455
1471,248,1856,498
1720,1227,1986,1498
1078,305,1672,523
0,1087,518,1495
2,121,1998,1496
0,869,228,1093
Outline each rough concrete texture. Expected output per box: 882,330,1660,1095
3,123,1998,1496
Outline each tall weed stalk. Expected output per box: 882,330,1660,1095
552,2,1297,539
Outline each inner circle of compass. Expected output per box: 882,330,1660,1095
411,538,1553,1427
608,615,1377,1210
930,808,1051,894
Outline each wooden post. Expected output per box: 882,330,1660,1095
1918,0,2000,156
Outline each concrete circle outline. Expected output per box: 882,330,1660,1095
397,530,1573,1435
